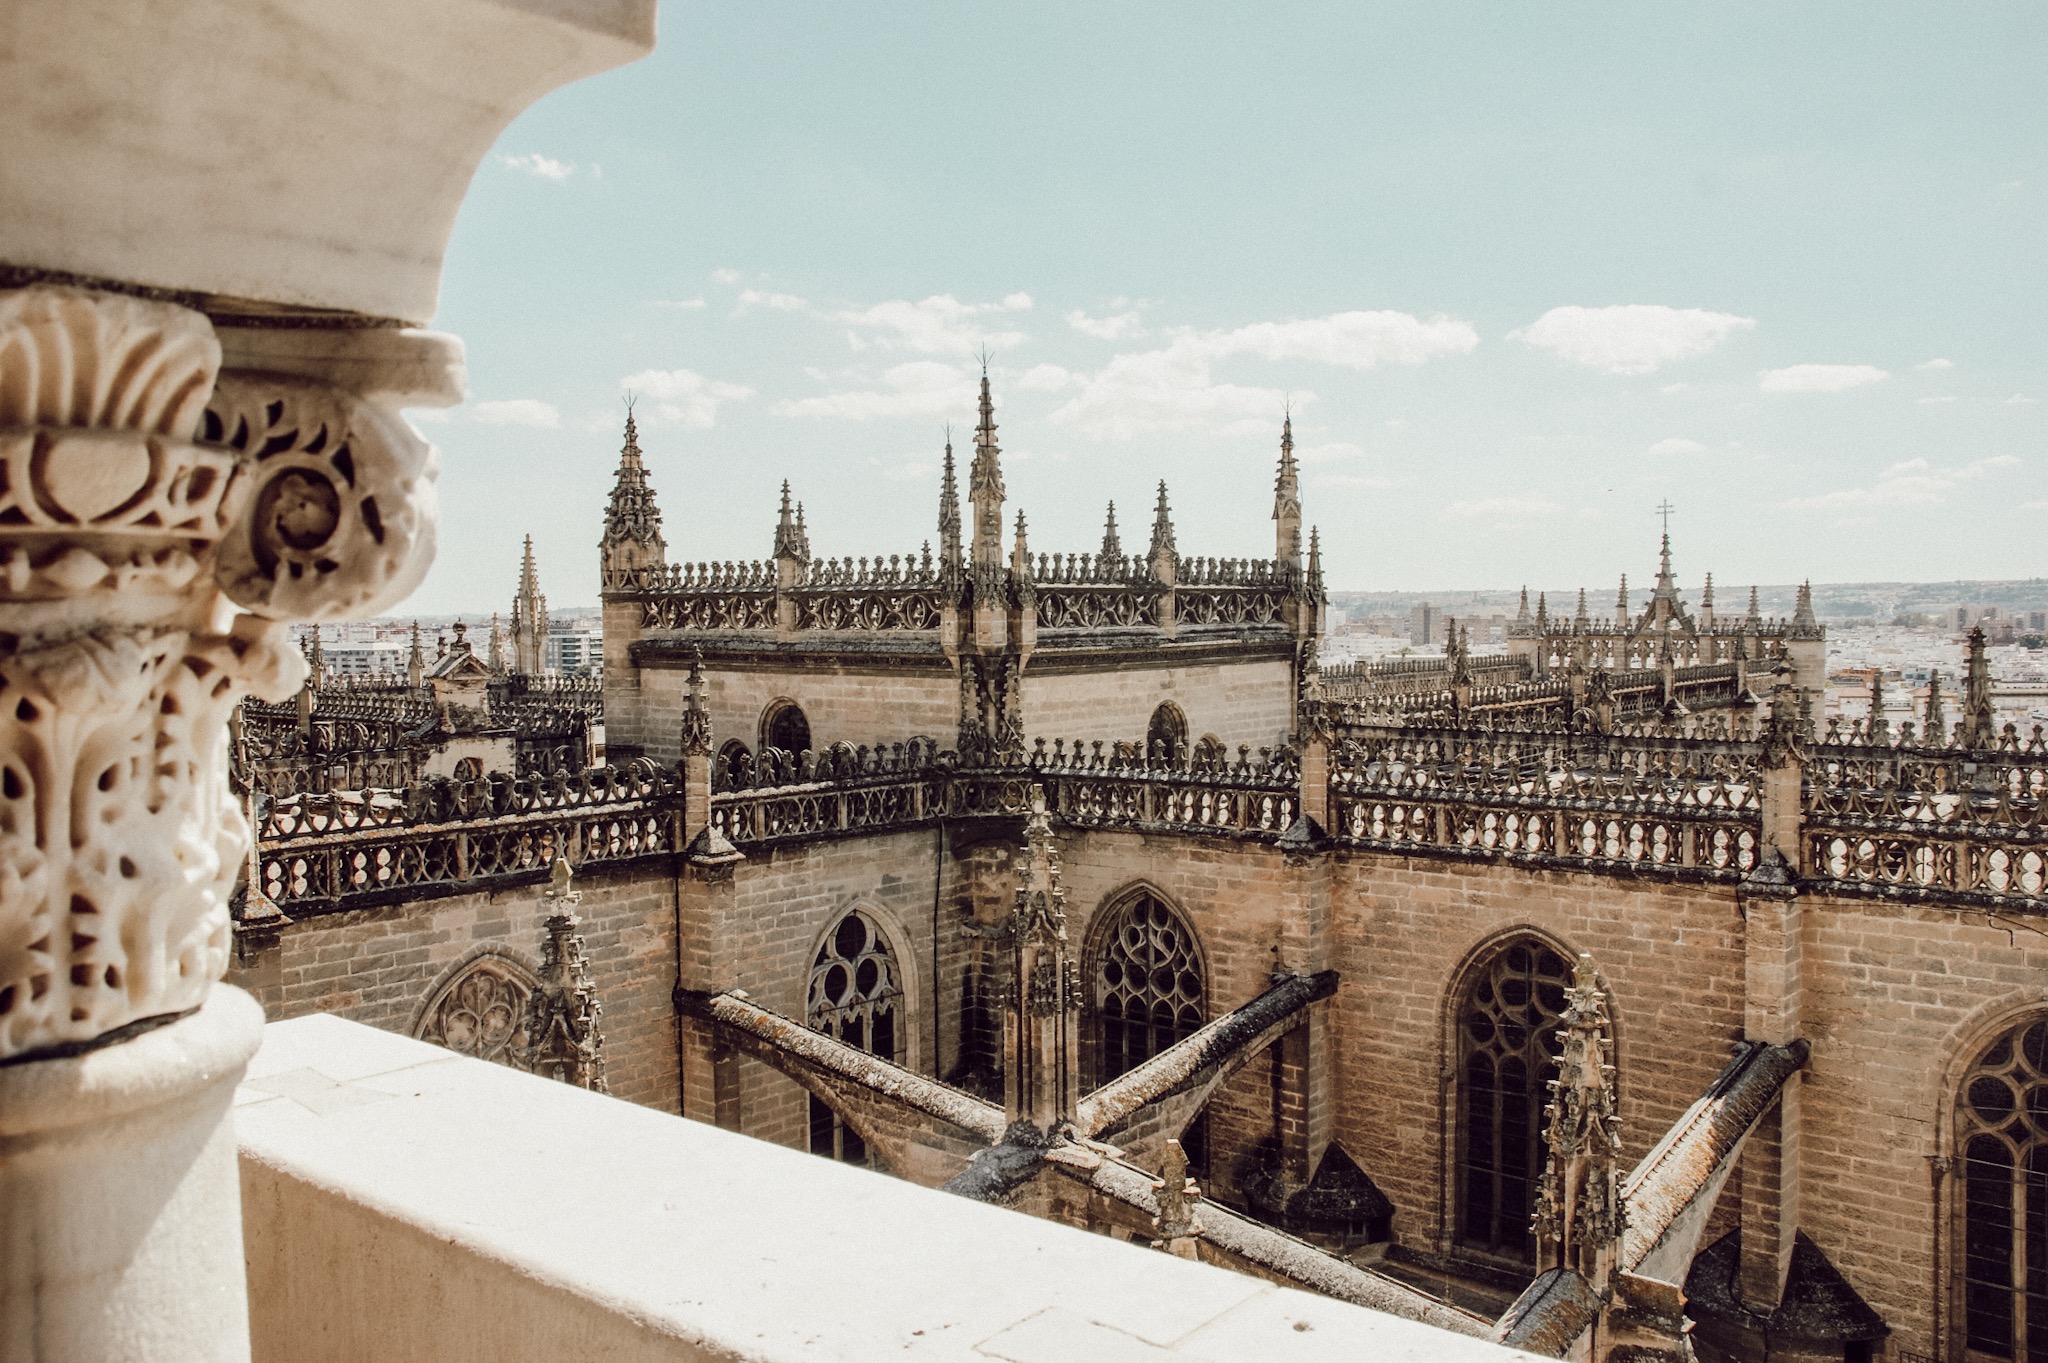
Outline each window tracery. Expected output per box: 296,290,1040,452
806,910,901,1164
1456,938,1572,1263
1957,1015,2048,1362
415,954,538,1066
1089,890,1205,1087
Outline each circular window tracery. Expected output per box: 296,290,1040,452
1456,939,1572,1263
1958,1015,2048,1360
415,954,537,1066
806,910,902,1165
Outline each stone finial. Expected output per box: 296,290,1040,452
1273,411,1302,563
1517,587,1531,623
487,612,506,675
1868,672,1889,743
1617,573,1630,625
1925,669,1947,743
510,533,549,675
1575,587,1590,628
1792,580,1818,632
1100,500,1123,560
1747,584,1762,626
1305,525,1323,596
1003,785,1081,1136
1149,481,1177,562
1962,625,1996,749
1535,591,1549,628
1531,953,1624,1291
773,480,804,561
680,647,712,756
969,372,1005,569
938,431,963,568
1011,508,1031,577
521,858,608,1093
407,618,425,687
1152,1138,1203,1255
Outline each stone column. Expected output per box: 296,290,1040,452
0,5,654,1359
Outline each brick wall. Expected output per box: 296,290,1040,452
227,864,679,1111
1024,657,1295,754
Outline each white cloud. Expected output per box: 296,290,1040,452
1918,357,1954,370
1781,455,2020,510
1758,364,1889,393
1437,494,1566,526
1647,437,1708,456
650,297,707,311
773,361,973,421
2008,394,2039,405
620,368,755,429
1049,309,1471,440
1659,383,1696,395
500,153,574,182
2023,500,2048,512
1512,305,1755,375
733,288,811,316
711,268,742,285
1017,363,1074,392
471,398,560,428
1918,396,1958,405
1068,308,1147,340
835,294,1032,354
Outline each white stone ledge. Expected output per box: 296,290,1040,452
235,1015,1533,1363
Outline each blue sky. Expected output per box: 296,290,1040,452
406,2,2045,615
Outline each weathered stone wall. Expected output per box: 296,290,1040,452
227,864,679,1111
633,658,959,766
1024,656,1296,755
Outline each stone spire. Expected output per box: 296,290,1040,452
937,431,963,568
1616,573,1630,626
1792,580,1818,633
510,534,548,676
1868,672,1889,743
1747,585,1763,627
1535,591,1549,628
519,858,608,1093
600,406,667,583
1925,669,1947,743
773,481,804,561
487,612,506,676
1273,412,1302,564
794,502,810,562
1305,526,1323,597
1011,509,1031,578
1517,587,1531,624
1100,501,1122,561
1531,953,1624,1293
1700,571,1716,626
1575,587,1590,629
1962,625,1996,748
407,619,424,687
1003,785,1081,1139
969,371,1006,570
1148,481,1177,570
303,625,324,687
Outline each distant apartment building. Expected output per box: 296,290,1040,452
1409,602,1439,646
325,642,408,678
545,624,604,676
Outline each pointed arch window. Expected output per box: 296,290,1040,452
805,910,901,1164
1957,1015,2048,1362
1088,890,1205,1088
762,699,811,757
1456,938,1572,1263
415,954,538,1067
1146,703,1188,764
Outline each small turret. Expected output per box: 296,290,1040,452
1793,580,1818,633
510,534,548,675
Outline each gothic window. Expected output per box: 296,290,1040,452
1146,703,1188,764
1957,1016,2048,1362
806,910,902,1164
1089,890,1205,1088
415,954,538,1066
1456,938,1572,1263
762,699,811,757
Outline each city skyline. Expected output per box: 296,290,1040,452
406,3,2043,613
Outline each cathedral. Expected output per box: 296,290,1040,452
230,376,2048,1363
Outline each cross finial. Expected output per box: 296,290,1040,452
1656,499,1676,536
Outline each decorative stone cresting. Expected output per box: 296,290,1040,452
0,284,438,1060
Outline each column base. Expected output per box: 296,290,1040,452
2,986,264,1363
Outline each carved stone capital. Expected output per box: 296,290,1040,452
0,284,442,1059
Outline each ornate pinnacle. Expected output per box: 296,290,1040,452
1962,626,1996,748
1149,480,1176,561
1925,669,1947,742
1531,952,1623,1285
1273,412,1301,560
1575,587,1589,627
1793,580,1818,632
774,480,803,560
1748,585,1762,625
1535,591,1549,627
938,432,962,565
1517,587,1531,623
602,407,667,570
680,647,712,756
1305,525,1323,595
1013,785,1068,942
521,858,608,1093
1101,501,1122,560
969,375,1005,568
1616,573,1629,623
